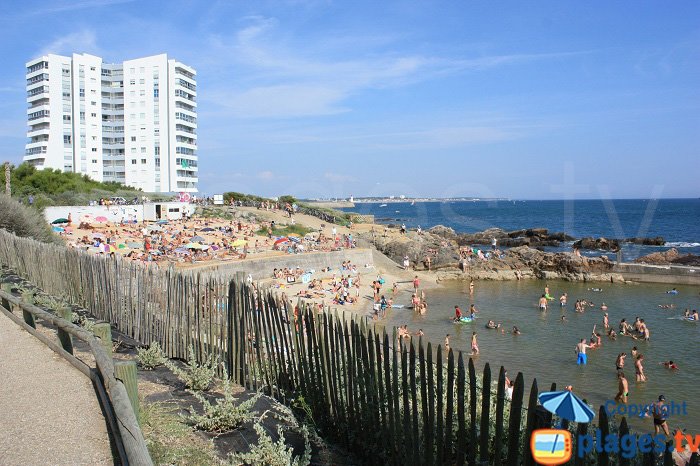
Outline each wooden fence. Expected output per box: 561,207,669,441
0,229,686,465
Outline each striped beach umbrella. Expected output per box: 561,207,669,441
538,390,595,423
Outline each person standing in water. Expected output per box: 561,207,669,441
469,280,474,295
635,354,647,382
471,332,479,355
413,275,420,294
603,313,609,329
539,294,548,311
454,305,463,322
615,371,629,404
560,293,568,307
445,334,450,350
575,338,591,365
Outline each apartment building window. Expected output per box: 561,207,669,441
63,135,71,144
92,159,97,163
154,146,160,155
91,148,97,152
130,68,135,74
141,147,146,153
155,157,160,167
140,90,145,96
130,91,135,97
141,159,146,164
79,89,85,97
131,148,136,154
91,112,96,117
140,113,145,119
131,159,137,164
139,67,145,73
139,79,145,84
131,136,136,142
90,66,96,71
91,101,96,106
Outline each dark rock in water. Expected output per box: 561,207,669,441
625,237,665,246
634,248,700,266
457,227,573,248
573,237,621,251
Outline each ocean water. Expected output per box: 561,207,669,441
343,199,700,260
367,279,700,434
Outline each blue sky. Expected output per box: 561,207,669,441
1,1,698,199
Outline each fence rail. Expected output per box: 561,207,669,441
0,288,152,466
0,229,688,465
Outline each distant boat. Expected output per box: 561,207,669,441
411,200,415,206
380,204,387,207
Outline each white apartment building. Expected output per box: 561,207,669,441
24,53,198,193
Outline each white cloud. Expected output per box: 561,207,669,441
38,30,99,56
14,0,137,18
257,171,275,180
324,172,356,183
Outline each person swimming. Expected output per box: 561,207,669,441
588,287,603,292
486,320,498,329
666,288,678,294
660,361,679,370
512,326,521,335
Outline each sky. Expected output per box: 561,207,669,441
1,1,699,200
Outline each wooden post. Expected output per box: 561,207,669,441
93,323,113,357
0,284,12,310
114,360,140,424
56,306,74,354
479,362,491,464
4,161,10,196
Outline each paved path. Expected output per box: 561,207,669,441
0,315,114,465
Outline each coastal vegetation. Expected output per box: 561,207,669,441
0,194,61,244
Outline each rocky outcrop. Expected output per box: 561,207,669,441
626,237,665,246
456,228,575,248
634,248,700,266
573,237,621,251
360,227,620,282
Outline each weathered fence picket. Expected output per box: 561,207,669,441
0,229,663,466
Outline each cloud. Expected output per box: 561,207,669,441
11,0,137,19
38,30,99,56
201,17,588,119
324,172,356,183
257,171,275,180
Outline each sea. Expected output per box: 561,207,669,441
342,198,700,260
341,199,700,433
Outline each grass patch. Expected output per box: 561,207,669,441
256,224,314,237
199,206,234,220
0,194,62,244
140,401,220,466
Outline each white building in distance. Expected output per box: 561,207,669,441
24,53,198,193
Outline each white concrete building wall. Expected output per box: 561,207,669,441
168,60,198,193
71,53,104,181
25,53,198,193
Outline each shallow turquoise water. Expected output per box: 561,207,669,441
369,279,700,433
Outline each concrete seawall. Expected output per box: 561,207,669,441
186,248,374,280
614,263,700,285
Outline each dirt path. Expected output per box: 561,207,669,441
0,315,114,466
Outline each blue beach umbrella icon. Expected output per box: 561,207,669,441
538,390,596,423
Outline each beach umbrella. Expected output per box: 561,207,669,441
149,250,162,255
185,242,202,249
51,218,69,224
95,216,109,223
174,247,190,254
200,227,215,232
147,225,162,232
156,219,169,225
274,237,289,245
287,233,301,238
190,235,205,243
127,241,144,248
52,226,64,232
118,243,127,249
231,239,247,247
538,390,595,423
79,214,93,223
101,243,117,254
210,244,220,251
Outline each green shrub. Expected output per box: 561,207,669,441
77,315,96,332
228,420,311,466
137,342,167,370
0,195,61,244
165,345,217,391
188,374,260,433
